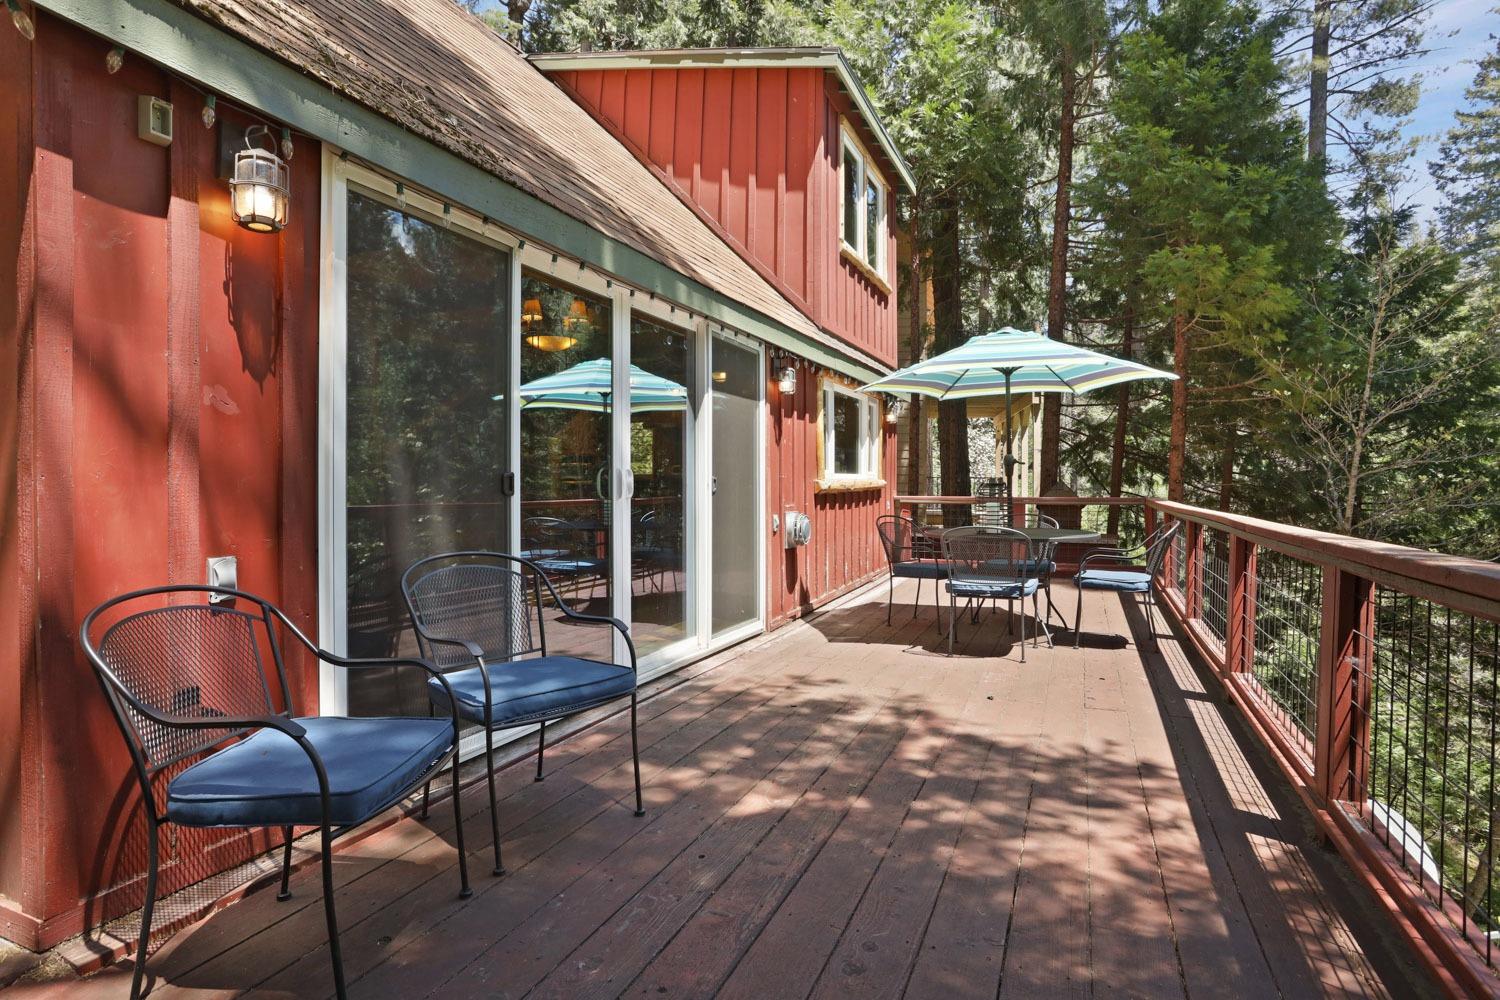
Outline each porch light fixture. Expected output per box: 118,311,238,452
711,370,728,384
886,398,907,424
6,0,34,41
229,125,290,234
777,364,798,395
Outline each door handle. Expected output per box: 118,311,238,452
501,471,516,497
711,476,718,495
595,467,609,500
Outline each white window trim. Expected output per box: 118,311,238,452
820,380,883,489
838,122,889,283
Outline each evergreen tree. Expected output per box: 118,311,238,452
1433,29,1500,275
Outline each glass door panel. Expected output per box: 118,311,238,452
628,317,692,657
710,336,762,636
343,189,509,716
519,272,613,661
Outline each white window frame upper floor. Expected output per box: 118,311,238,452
818,377,883,491
838,121,890,288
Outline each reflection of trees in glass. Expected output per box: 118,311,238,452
344,191,509,690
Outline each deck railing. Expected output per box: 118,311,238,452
1145,498,1500,999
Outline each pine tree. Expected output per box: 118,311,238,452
1433,34,1500,275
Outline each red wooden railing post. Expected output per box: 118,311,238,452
1313,568,1375,805
1184,520,1203,620
1225,534,1257,676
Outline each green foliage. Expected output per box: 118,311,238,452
1434,31,1500,277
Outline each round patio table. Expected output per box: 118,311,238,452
921,525,1101,546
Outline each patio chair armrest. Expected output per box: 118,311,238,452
1077,551,1148,571
529,569,638,670
407,632,488,665
121,704,309,741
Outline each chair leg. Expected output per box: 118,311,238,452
451,748,473,899
946,590,956,655
1074,585,1085,648
1036,591,1054,649
535,721,546,782
129,816,159,1000
277,825,295,901
485,723,504,877
886,573,894,626
421,781,431,820
320,823,348,1000
631,693,645,817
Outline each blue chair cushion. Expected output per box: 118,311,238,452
166,716,454,828
428,655,636,727
1076,568,1153,592
947,577,1039,599
892,560,950,580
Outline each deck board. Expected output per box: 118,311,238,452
6,579,1441,1000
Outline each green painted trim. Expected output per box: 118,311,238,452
35,0,886,382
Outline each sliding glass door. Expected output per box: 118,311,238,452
342,187,510,715
710,334,763,637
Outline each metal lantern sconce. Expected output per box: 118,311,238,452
885,398,907,424
776,363,798,396
229,125,290,233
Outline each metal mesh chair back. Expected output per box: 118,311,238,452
876,515,916,567
403,558,540,669
1145,521,1182,578
942,527,1034,588
88,598,287,774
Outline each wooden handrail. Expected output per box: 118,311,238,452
895,494,1145,506
1147,499,1500,624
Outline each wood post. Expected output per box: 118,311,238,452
1225,534,1257,675
1184,520,1203,620
1314,567,1375,805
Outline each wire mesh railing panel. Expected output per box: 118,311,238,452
1170,521,1187,595
1361,590,1500,968
1247,548,1321,747
1199,528,1230,650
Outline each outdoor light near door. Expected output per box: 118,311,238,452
229,125,290,233
712,370,728,384
777,364,798,395
886,398,907,424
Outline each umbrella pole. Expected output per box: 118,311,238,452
1003,369,1015,524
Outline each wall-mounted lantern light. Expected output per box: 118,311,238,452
6,0,35,40
777,364,798,395
229,125,290,233
885,398,907,424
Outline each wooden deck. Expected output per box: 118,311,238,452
7,579,1442,999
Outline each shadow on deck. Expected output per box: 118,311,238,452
4,579,1443,999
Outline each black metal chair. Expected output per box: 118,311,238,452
80,586,470,1000
401,552,643,880
940,526,1049,659
875,514,950,623
1072,521,1182,648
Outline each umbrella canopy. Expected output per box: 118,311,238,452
520,358,687,413
861,327,1175,508
861,327,1175,400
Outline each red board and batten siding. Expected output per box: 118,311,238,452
551,65,898,368
0,17,319,948
766,361,897,625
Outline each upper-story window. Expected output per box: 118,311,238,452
822,380,880,482
840,124,887,281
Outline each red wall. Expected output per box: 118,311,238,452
766,359,896,625
0,16,319,948
551,65,898,368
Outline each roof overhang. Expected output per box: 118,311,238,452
529,47,917,195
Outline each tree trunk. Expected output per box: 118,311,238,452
1106,301,1134,537
906,239,928,495
1308,0,1330,163
1167,311,1189,502
1039,58,1078,492
1218,425,1236,510
931,194,970,525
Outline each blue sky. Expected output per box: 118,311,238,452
1402,0,1497,218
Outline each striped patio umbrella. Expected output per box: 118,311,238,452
520,358,687,413
861,327,1175,506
